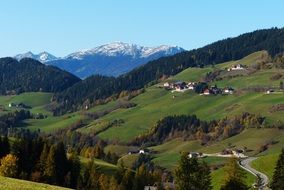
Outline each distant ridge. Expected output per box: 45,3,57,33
15,42,185,78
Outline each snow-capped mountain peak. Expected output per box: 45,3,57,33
65,42,184,60
14,42,185,78
14,51,58,63
38,52,57,62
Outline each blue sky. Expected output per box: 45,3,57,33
0,0,284,57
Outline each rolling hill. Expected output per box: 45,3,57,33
54,27,284,114
72,51,283,142
0,30,283,190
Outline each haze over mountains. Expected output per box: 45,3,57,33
14,42,185,78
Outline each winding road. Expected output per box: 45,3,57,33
204,153,270,189
239,157,270,190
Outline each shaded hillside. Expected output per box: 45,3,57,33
54,27,284,114
0,58,80,95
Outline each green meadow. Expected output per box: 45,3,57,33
0,176,71,190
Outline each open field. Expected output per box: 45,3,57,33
251,153,280,180
0,176,71,190
211,167,256,190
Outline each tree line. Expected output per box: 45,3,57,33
0,134,164,190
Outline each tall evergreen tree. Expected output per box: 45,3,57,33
37,143,49,176
175,152,212,190
54,142,68,185
221,157,248,190
0,136,10,159
45,145,57,184
271,149,284,190
68,152,81,188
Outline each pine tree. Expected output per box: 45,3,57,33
120,169,134,190
175,152,212,190
271,149,284,190
221,157,248,190
37,143,49,173
54,142,68,185
68,152,81,188
133,164,148,190
45,145,57,184
1,135,10,158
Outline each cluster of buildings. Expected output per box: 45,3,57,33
163,81,196,92
163,81,234,95
202,85,234,95
221,148,247,158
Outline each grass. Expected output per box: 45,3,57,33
94,88,283,142
118,154,140,168
104,144,139,156
251,153,280,181
0,176,71,190
0,51,282,140
199,128,284,156
0,92,53,115
24,113,85,132
211,167,256,190
84,51,283,142
80,156,118,175
144,128,284,175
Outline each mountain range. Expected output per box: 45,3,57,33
14,42,185,78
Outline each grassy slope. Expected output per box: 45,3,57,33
211,167,255,190
0,176,71,190
148,128,284,169
96,90,283,142
0,92,86,133
80,156,118,175
81,51,284,142
0,92,52,115
1,51,282,137
25,113,85,132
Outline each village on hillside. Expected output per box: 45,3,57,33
163,81,234,96
161,63,283,96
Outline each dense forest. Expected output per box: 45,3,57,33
54,27,284,114
0,58,80,95
0,132,164,190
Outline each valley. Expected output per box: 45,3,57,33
0,50,283,189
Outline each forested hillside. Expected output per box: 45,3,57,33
0,58,80,95
54,27,284,114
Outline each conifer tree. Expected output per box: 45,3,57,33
54,142,68,185
1,135,10,158
175,152,212,190
221,157,248,190
45,145,57,184
271,149,284,190
133,164,149,190
68,152,81,188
